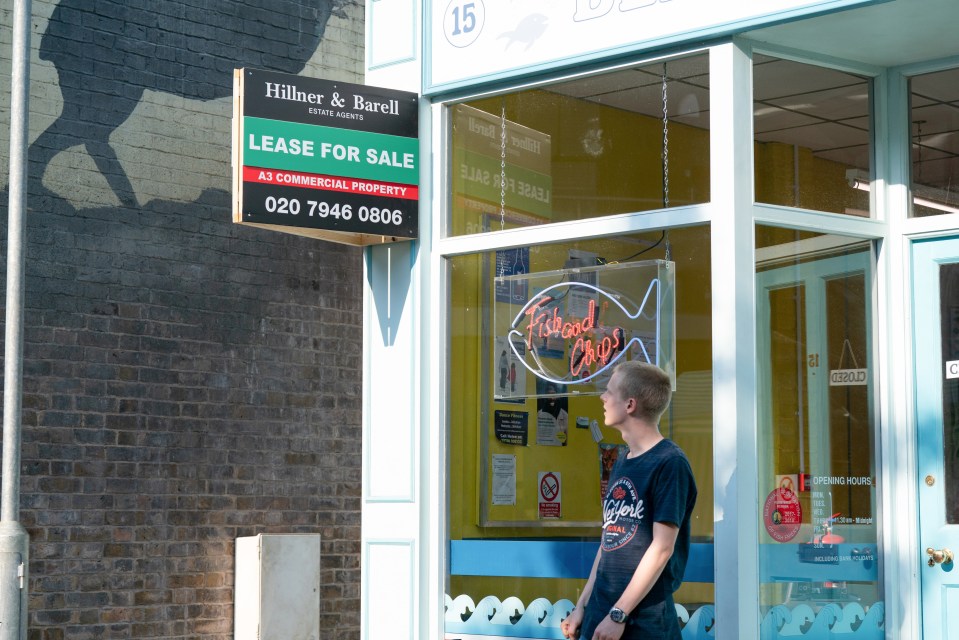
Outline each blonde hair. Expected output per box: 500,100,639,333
614,361,672,423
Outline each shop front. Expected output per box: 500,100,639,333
360,1,959,638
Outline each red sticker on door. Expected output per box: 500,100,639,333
763,487,802,542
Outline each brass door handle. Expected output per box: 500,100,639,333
926,547,954,567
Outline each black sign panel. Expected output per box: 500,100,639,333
242,68,418,137
241,181,418,239
494,410,529,446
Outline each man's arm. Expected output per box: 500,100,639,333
562,545,602,639
589,521,679,640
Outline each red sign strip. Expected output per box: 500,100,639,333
243,166,418,200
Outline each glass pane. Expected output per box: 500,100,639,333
910,67,959,217
754,55,872,217
768,285,808,482
939,263,959,523
446,227,713,637
755,226,880,636
448,53,709,237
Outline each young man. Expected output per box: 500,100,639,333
562,361,697,640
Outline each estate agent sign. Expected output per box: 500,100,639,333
233,68,419,246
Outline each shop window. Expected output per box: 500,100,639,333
754,56,872,217
755,226,881,638
447,53,709,237
445,227,713,637
909,67,959,217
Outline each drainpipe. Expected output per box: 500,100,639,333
1,1,32,639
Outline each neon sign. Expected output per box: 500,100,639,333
495,260,675,398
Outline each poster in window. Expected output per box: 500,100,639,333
536,379,568,446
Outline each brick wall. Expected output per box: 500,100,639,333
1,1,366,638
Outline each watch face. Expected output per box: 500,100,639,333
609,607,627,623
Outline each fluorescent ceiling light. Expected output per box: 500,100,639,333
845,168,959,215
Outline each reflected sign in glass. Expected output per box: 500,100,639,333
494,260,675,399
451,104,552,229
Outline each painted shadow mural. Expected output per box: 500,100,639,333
2,1,363,638
29,0,348,207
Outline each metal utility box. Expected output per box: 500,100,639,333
234,534,321,640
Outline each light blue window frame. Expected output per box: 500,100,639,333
417,39,918,640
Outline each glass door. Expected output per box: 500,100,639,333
755,229,881,637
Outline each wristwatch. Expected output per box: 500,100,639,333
608,607,628,624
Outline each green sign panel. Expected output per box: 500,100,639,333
243,117,418,185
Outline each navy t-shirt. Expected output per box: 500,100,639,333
582,438,697,637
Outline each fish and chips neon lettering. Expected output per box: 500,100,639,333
570,329,622,377
507,279,660,385
523,298,596,345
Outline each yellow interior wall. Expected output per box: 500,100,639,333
755,141,869,215
452,87,710,236
446,82,866,608
448,227,715,606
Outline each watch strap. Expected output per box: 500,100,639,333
608,606,627,623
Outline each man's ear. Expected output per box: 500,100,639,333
625,397,637,415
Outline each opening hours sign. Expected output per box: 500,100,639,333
232,68,419,246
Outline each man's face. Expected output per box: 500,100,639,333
601,371,629,428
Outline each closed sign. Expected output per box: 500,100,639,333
829,368,868,386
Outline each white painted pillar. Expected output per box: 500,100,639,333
710,40,760,640
362,240,420,640
876,66,921,640
365,0,422,93
362,2,428,638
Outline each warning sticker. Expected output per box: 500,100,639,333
538,471,561,519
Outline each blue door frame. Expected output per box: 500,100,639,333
913,237,959,640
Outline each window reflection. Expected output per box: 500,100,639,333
910,67,959,217
448,54,710,236
755,226,880,636
754,56,872,217
938,263,959,522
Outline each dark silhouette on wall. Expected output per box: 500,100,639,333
1,3,366,637
29,0,349,207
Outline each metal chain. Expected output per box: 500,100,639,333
662,65,670,210
500,102,507,231
915,119,923,184
662,63,672,262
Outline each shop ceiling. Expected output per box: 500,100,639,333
746,0,959,193
544,0,958,193
745,0,959,69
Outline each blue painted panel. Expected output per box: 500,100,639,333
444,595,884,639
449,540,714,583
759,543,878,583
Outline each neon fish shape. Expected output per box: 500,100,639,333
507,279,660,385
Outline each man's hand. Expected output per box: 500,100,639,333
590,615,627,640
561,605,584,639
